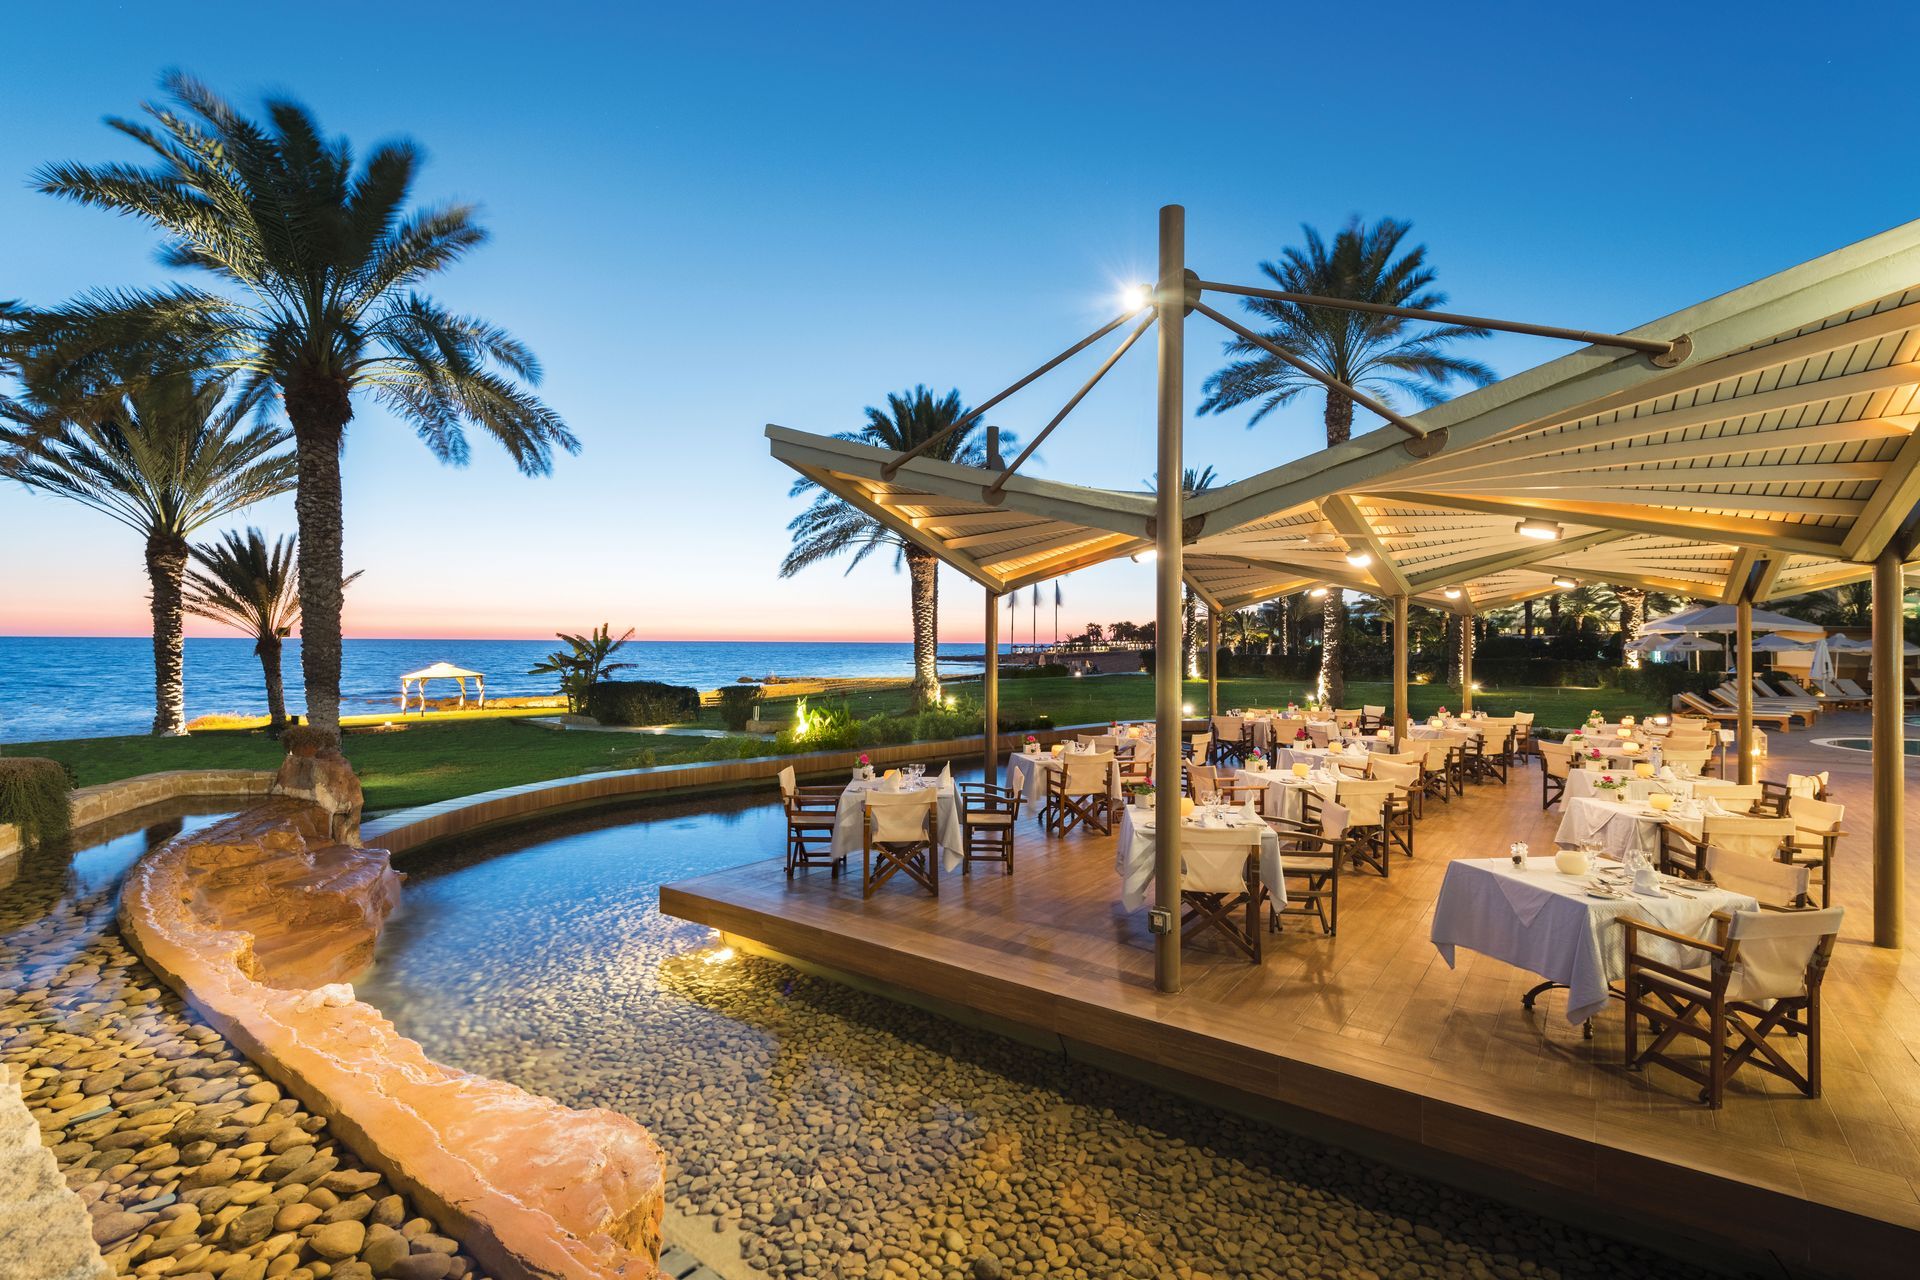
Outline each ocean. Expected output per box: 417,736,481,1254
0,636,1000,743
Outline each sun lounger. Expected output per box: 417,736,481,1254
1837,678,1871,699
1813,679,1871,709
1677,691,1795,731
1710,686,1816,726
1774,677,1816,699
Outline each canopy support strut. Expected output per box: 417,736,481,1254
1152,204,1187,996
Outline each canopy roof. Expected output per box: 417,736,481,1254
400,662,484,682
770,216,1920,613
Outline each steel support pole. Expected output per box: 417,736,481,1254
1736,600,1755,785
984,589,1000,787
1873,549,1905,949
1152,204,1186,995
1207,610,1220,717
1392,595,1409,750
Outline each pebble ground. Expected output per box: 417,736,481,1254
355,802,1730,1280
0,814,485,1280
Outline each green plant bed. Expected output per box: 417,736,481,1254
0,757,75,849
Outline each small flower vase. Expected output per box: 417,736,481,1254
1139,792,1155,810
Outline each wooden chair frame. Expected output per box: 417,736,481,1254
1622,911,1837,1108
1181,852,1265,963
959,781,1022,876
783,781,846,879
1265,815,1346,937
862,797,938,899
1047,757,1115,837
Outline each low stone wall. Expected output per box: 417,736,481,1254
0,768,276,862
118,798,666,1280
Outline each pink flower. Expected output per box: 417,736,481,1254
858,753,871,765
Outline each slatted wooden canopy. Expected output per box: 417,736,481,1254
769,216,1920,613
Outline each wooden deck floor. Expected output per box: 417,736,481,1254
661,719,1919,1277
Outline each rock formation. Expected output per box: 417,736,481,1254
119,795,666,1280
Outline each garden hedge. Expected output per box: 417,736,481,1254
0,757,73,849
587,680,701,726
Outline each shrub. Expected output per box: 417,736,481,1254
587,680,701,727
0,758,73,849
1002,663,1070,680
716,685,763,731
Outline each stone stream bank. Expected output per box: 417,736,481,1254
0,805,485,1280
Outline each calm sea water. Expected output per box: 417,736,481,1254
0,636,997,743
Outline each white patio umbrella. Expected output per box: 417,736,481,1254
1824,634,1872,652
1657,635,1722,652
1639,604,1826,640
1749,634,1812,652
1808,637,1837,684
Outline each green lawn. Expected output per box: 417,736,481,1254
8,719,736,814
748,674,1660,733
9,676,1664,814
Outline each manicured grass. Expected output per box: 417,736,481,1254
10,675,1664,815
749,674,1661,733
7,719,732,814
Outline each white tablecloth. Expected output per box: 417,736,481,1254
1553,797,1704,861
834,778,966,871
1004,751,1123,804
1115,807,1288,912
1430,857,1757,1023
1228,768,1336,824
1560,772,1740,805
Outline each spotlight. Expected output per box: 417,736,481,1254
1308,587,1328,598
1132,548,1158,563
1121,284,1152,312
1443,587,1461,599
1345,550,1372,568
1182,703,1194,715
1551,576,1577,589
1516,519,1563,541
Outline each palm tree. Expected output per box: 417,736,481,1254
0,372,294,734
782,387,1005,707
184,528,360,731
1144,466,1218,677
1199,216,1497,707
9,74,574,742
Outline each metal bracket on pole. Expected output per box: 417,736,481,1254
1649,333,1693,369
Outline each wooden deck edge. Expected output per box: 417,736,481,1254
659,879,1914,1280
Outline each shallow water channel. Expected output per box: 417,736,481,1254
354,776,1711,1280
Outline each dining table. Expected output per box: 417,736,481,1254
1115,803,1288,912
1227,765,1339,823
1430,856,1756,1023
1004,749,1124,806
1552,794,1706,861
833,775,966,870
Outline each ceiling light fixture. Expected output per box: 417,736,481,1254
1131,548,1158,563
1443,587,1462,599
1308,586,1328,598
1345,550,1373,567
1516,519,1563,541
1551,576,1577,589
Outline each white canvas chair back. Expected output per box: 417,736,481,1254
1185,763,1219,796
1062,753,1113,795
1180,826,1255,893
1786,771,1828,798
1370,758,1420,793
1514,711,1535,727
1702,814,1793,858
1318,801,1350,842
1538,741,1573,780
1305,723,1333,749
1789,795,1844,841
1420,737,1455,771
1083,735,1118,753
1704,845,1808,909
1362,704,1386,718
1211,716,1243,741
777,765,797,799
1335,778,1393,827
1271,717,1306,744
866,790,934,843
1188,733,1212,760
1703,782,1761,811
1664,749,1711,775
1720,907,1844,1002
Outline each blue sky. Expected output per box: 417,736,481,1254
2,2,1913,642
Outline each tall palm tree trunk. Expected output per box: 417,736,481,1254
906,547,940,707
287,376,351,741
1522,599,1534,639
1617,588,1647,669
145,532,190,736
257,635,288,730
1316,392,1354,707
